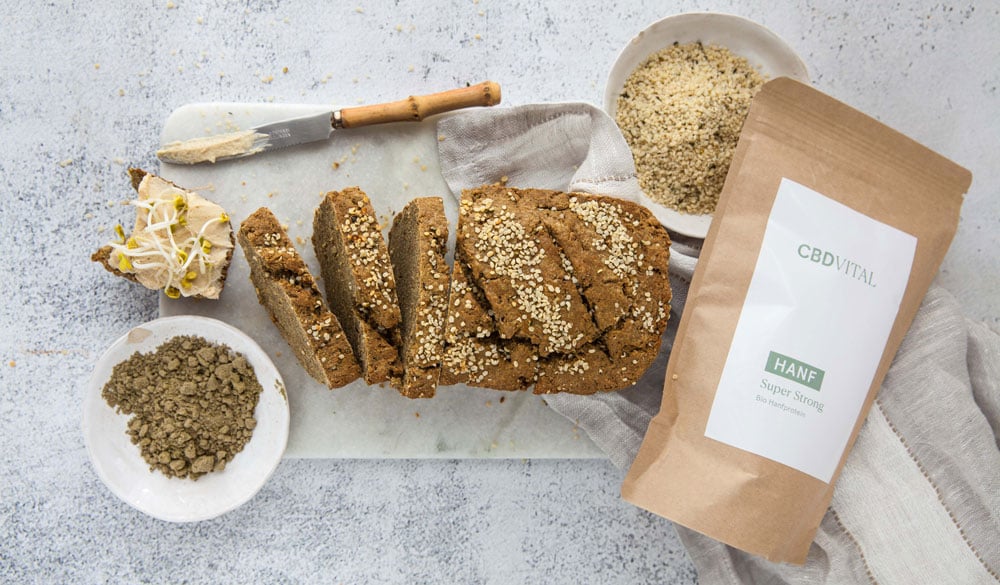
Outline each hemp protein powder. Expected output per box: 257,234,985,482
101,335,264,480
616,42,765,215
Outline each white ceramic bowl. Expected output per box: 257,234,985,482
83,315,289,522
605,12,809,239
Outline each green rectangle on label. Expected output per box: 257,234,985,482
765,351,825,391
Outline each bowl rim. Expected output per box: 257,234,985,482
602,12,809,238
82,314,289,522
604,11,810,116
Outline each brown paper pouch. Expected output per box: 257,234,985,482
621,78,971,564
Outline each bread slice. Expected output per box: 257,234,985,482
312,187,400,385
92,168,234,299
439,257,539,391
450,185,672,395
238,207,360,388
388,198,450,398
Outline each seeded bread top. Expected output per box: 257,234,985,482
450,185,672,395
456,186,599,356
318,187,401,332
388,197,451,398
440,256,539,391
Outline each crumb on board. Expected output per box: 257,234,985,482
8,360,15,367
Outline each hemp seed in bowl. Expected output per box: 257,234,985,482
616,42,764,216
604,13,808,238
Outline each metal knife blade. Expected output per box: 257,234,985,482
157,81,501,165
156,110,335,165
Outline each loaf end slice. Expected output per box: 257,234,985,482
535,192,672,394
451,184,671,395
238,206,361,388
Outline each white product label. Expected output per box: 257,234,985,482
703,178,916,482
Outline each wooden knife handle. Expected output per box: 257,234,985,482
337,81,501,128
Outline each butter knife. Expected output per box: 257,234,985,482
157,81,501,165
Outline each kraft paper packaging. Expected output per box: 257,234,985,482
621,78,971,564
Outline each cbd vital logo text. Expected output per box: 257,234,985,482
797,244,876,287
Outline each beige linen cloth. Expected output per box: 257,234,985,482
436,103,1000,584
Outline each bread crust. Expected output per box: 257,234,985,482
388,197,450,398
239,207,360,389
91,168,234,300
312,187,401,385
443,185,672,395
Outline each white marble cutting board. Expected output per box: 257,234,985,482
157,102,602,459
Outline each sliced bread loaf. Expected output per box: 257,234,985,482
238,206,361,388
388,197,450,398
312,187,400,385
449,185,672,395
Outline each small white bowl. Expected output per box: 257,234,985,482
83,315,289,522
605,12,809,239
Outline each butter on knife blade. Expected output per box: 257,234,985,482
157,81,501,165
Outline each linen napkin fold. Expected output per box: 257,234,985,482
436,103,999,585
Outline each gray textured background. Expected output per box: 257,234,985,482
2,1,997,583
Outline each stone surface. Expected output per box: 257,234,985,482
1,1,997,582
